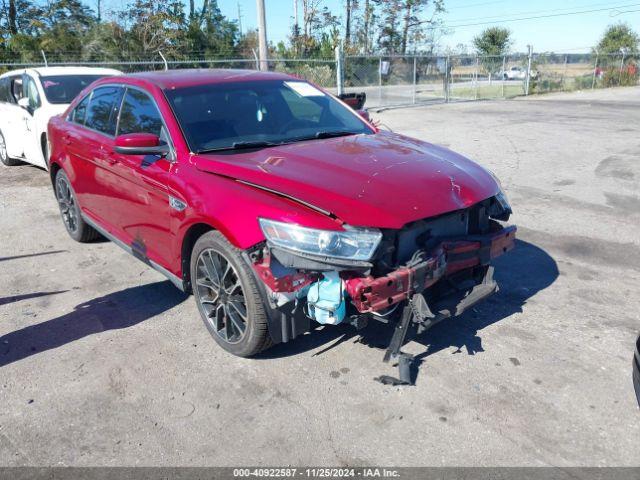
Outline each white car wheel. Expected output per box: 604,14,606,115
0,130,20,167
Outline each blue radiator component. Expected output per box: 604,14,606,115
306,272,346,325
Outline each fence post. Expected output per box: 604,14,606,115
501,55,506,98
445,55,450,103
562,54,568,90
525,45,533,95
158,51,168,71
378,57,383,104
591,51,599,89
335,44,344,95
619,50,626,85
412,56,417,104
474,55,479,100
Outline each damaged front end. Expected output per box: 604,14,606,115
249,194,516,385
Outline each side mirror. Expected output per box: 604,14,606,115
357,109,371,123
17,97,30,109
114,133,169,156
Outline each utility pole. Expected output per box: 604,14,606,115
293,0,298,31
237,2,243,35
256,0,268,71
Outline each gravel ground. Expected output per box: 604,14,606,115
1,86,639,467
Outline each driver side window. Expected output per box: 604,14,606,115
117,88,164,139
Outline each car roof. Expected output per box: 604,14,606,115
0,66,122,78
121,69,296,90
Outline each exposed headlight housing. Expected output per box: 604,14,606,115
495,190,511,212
259,218,382,262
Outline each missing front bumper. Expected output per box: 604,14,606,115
345,225,516,314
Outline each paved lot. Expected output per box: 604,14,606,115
1,87,639,467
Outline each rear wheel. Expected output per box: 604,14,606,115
191,231,272,357
55,169,99,242
0,130,20,166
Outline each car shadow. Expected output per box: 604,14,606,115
0,281,187,368
0,250,68,262
0,291,68,307
258,239,559,383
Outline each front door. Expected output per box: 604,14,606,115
21,74,45,166
2,75,34,161
107,87,174,271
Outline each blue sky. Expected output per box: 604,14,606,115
101,0,640,53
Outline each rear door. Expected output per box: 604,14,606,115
108,87,174,270
66,85,125,232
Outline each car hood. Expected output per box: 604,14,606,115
193,131,500,229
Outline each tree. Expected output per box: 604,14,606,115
473,26,512,75
290,0,339,57
596,23,639,54
374,0,443,54
120,0,186,57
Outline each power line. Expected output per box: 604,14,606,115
445,1,640,24
446,0,509,11
444,2,640,29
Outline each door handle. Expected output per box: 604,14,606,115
62,135,72,145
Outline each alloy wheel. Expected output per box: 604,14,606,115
56,176,78,233
195,249,248,344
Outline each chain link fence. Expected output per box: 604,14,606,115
344,52,640,109
0,55,338,89
1,51,637,109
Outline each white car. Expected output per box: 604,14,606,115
0,66,121,169
499,66,538,81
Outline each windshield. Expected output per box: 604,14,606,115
40,75,110,104
164,80,373,153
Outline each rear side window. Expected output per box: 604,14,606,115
70,94,91,124
84,86,123,136
0,78,11,103
117,88,163,137
10,77,23,103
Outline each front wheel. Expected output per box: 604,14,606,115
191,231,272,357
55,169,99,242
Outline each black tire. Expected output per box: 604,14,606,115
0,129,20,166
54,169,99,243
41,135,50,169
191,231,272,357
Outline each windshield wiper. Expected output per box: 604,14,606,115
314,130,359,139
198,141,280,153
283,130,359,145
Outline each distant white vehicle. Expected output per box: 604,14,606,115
499,66,537,81
0,66,121,169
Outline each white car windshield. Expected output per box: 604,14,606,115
40,75,109,104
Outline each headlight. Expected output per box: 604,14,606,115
259,219,382,261
495,190,511,212
485,168,512,212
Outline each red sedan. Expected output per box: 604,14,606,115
48,70,516,384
